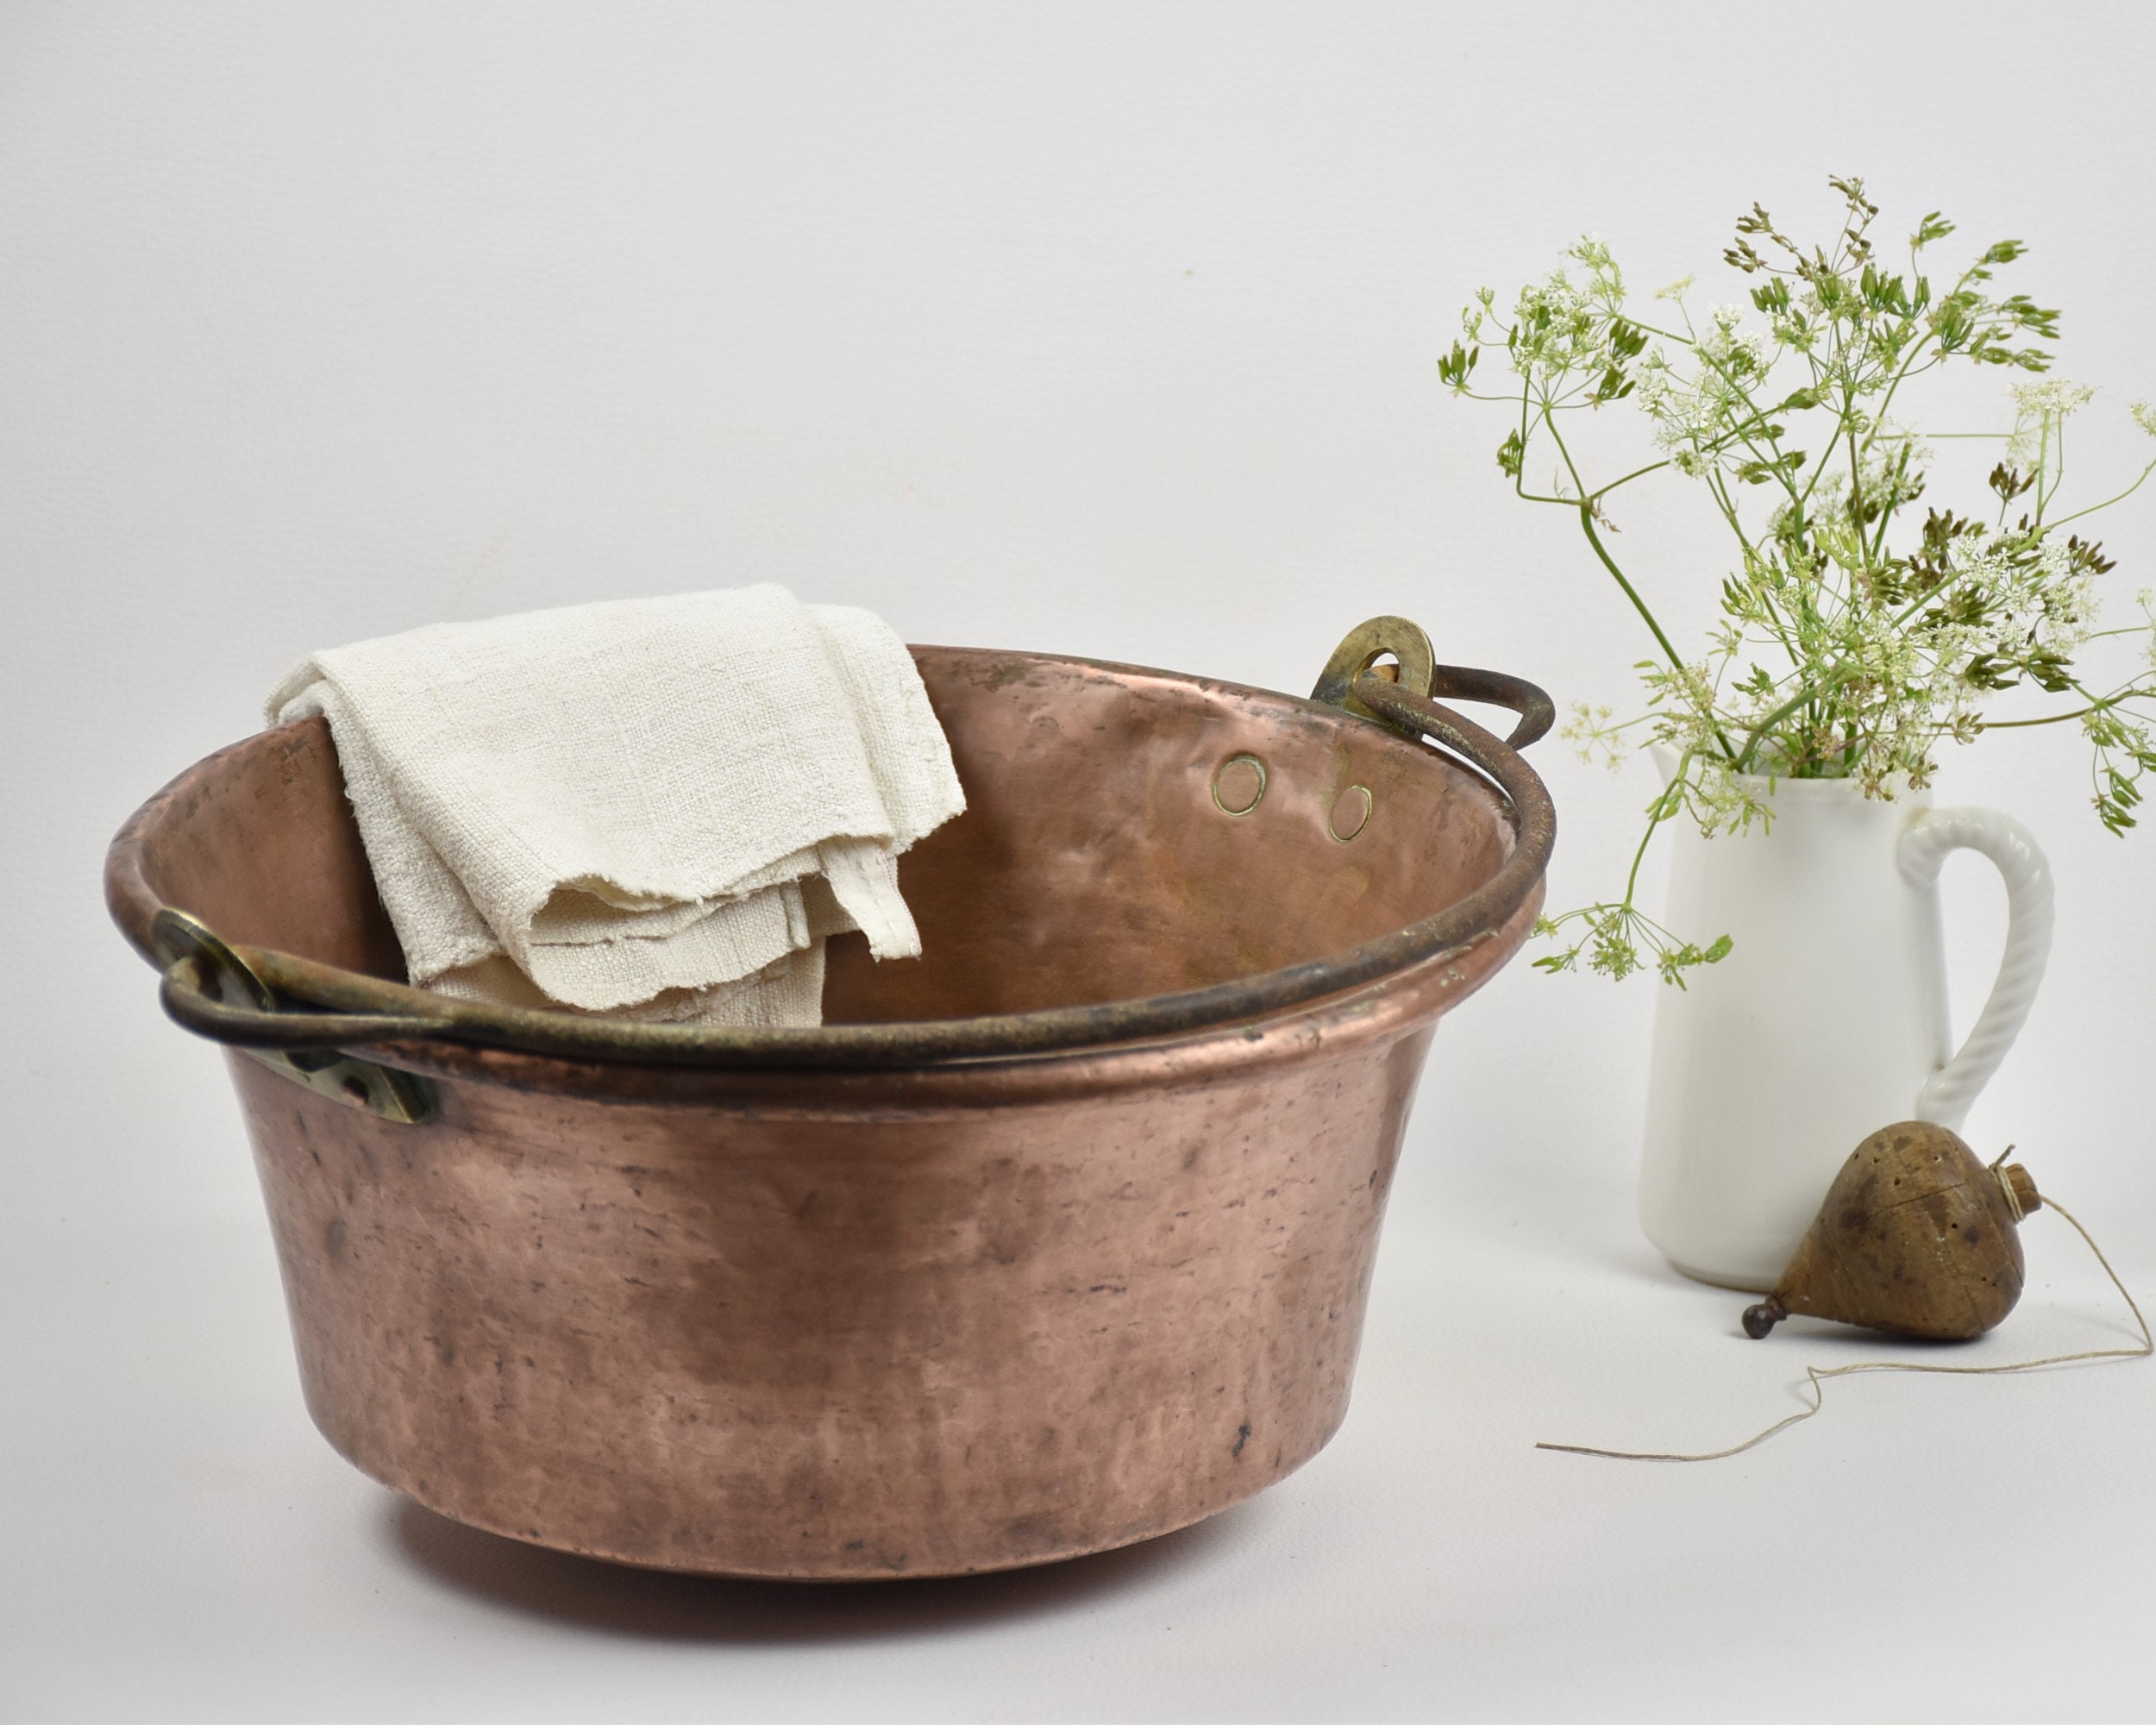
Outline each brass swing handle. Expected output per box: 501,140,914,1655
1307,614,1553,750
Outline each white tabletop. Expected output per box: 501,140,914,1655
10,973,2153,1722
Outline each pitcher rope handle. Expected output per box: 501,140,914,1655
1896,806,2054,1131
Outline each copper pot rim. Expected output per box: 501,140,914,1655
343,890,1543,1111
107,637,1555,1083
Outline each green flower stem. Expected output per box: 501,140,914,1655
2036,415,2062,524
2046,458,2156,530
1538,392,1593,495
1623,761,1693,905
1982,681,2156,730
1531,397,1709,692
1573,505,1680,665
1983,706,2103,730
1585,458,1674,501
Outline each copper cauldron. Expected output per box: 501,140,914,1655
106,618,1554,1579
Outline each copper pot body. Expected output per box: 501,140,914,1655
109,648,1542,1578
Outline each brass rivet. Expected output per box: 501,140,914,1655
1212,754,1267,817
1329,783,1373,842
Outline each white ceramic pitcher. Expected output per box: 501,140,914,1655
1638,761,2053,1291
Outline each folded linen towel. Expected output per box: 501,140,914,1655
266,586,965,1026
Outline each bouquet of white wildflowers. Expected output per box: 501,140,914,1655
1445,177,2156,982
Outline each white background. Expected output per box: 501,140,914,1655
6,4,2156,1720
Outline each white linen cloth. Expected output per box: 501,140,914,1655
266,586,965,1026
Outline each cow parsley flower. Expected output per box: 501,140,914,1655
1448,177,2156,975
2008,379,2096,467
2011,379,2096,418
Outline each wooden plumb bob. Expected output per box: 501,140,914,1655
1744,1121,2040,1342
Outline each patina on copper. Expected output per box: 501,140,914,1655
104,629,1554,1578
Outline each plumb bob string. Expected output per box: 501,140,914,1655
1538,1189,2150,1464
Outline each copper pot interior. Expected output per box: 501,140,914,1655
130,648,1512,1025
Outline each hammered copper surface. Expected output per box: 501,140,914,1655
109,646,1545,1578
